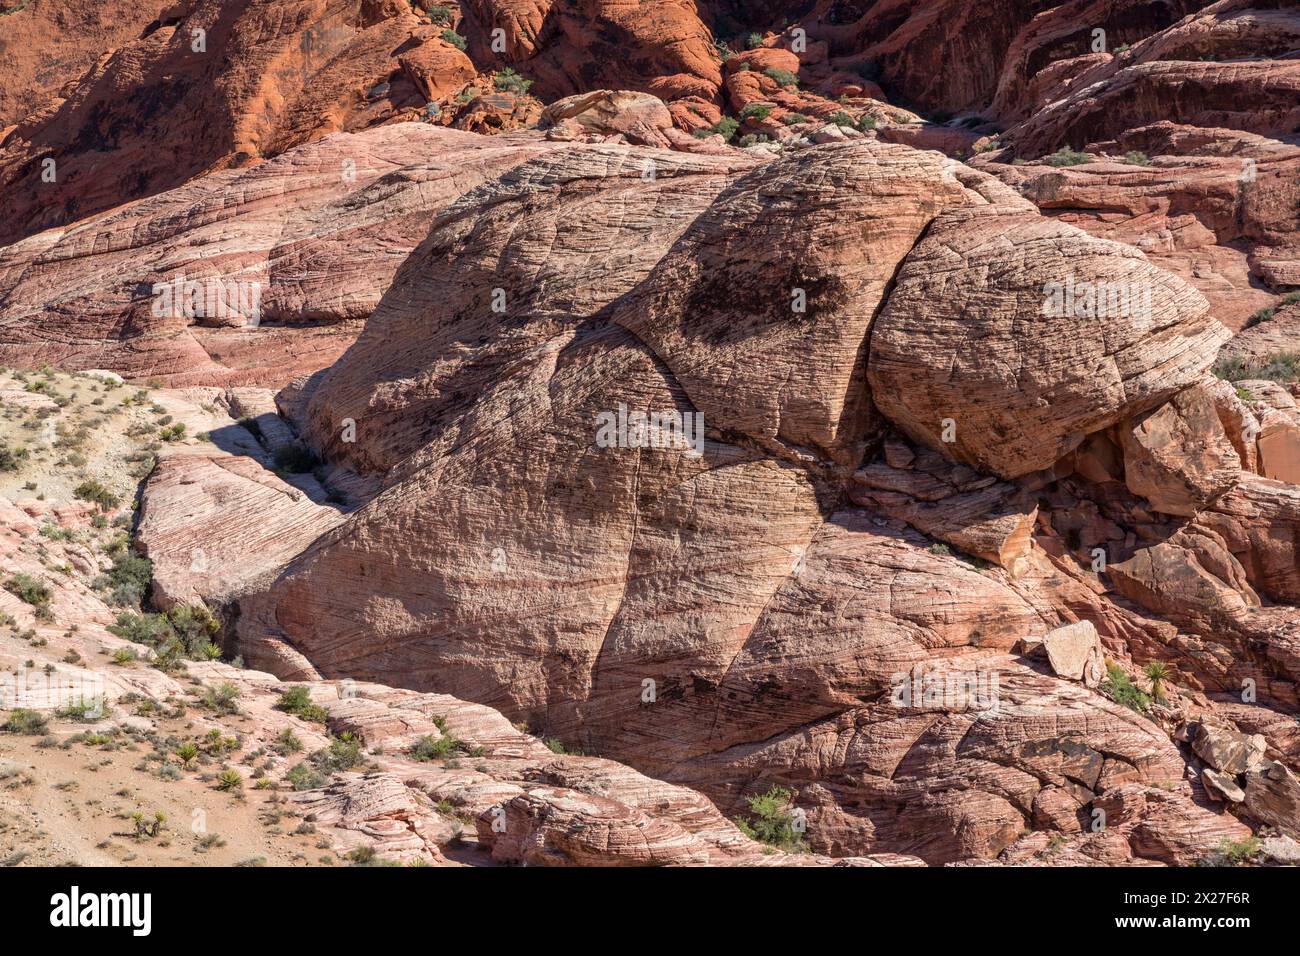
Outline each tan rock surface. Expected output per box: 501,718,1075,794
1119,382,1241,517
869,203,1227,478
0,126,558,386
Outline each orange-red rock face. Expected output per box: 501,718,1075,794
0,0,458,244
0,0,173,128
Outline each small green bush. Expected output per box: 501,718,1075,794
311,733,365,772
693,116,740,142
74,479,120,512
216,768,243,792
1144,661,1171,703
733,786,806,853
1101,664,1151,714
2,709,48,735
493,67,532,96
166,604,220,657
1122,150,1152,166
1045,146,1092,167
763,67,798,88
4,573,51,610
1201,836,1261,866
96,552,153,607
107,611,172,646
411,734,459,761
1243,307,1275,329
56,698,106,722
0,443,28,472
1213,351,1300,384
201,682,241,715
285,762,328,791
441,28,466,50
275,686,328,723
424,3,453,25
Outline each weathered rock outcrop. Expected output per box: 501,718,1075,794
0,0,478,245
4,0,1300,870
228,139,1262,862
868,202,1227,478
0,0,172,128
0,126,557,385
302,143,760,472
136,454,345,610
977,147,1300,323
1119,382,1241,516
1000,2,1300,159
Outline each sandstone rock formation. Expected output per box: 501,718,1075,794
2,0,1299,872
213,138,1290,863
868,202,1227,478
0,126,557,385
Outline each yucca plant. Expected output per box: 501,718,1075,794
1144,661,1172,704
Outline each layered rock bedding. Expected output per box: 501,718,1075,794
0,0,1298,868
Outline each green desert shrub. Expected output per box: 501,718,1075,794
2,709,48,735
693,116,740,142
285,762,328,791
74,480,120,511
492,67,532,95
0,443,28,472
411,734,458,761
423,3,453,25
201,683,241,715
1101,664,1151,714
4,573,51,610
95,552,153,607
763,67,798,88
1201,836,1261,866
1045,146,1092,166
1213,351,1300,384
166,604,220,657
1243,306,1275,329
733,786,806,853
275,686,328,723
311,734,365,772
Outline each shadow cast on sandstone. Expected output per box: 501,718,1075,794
118,136,1289,865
